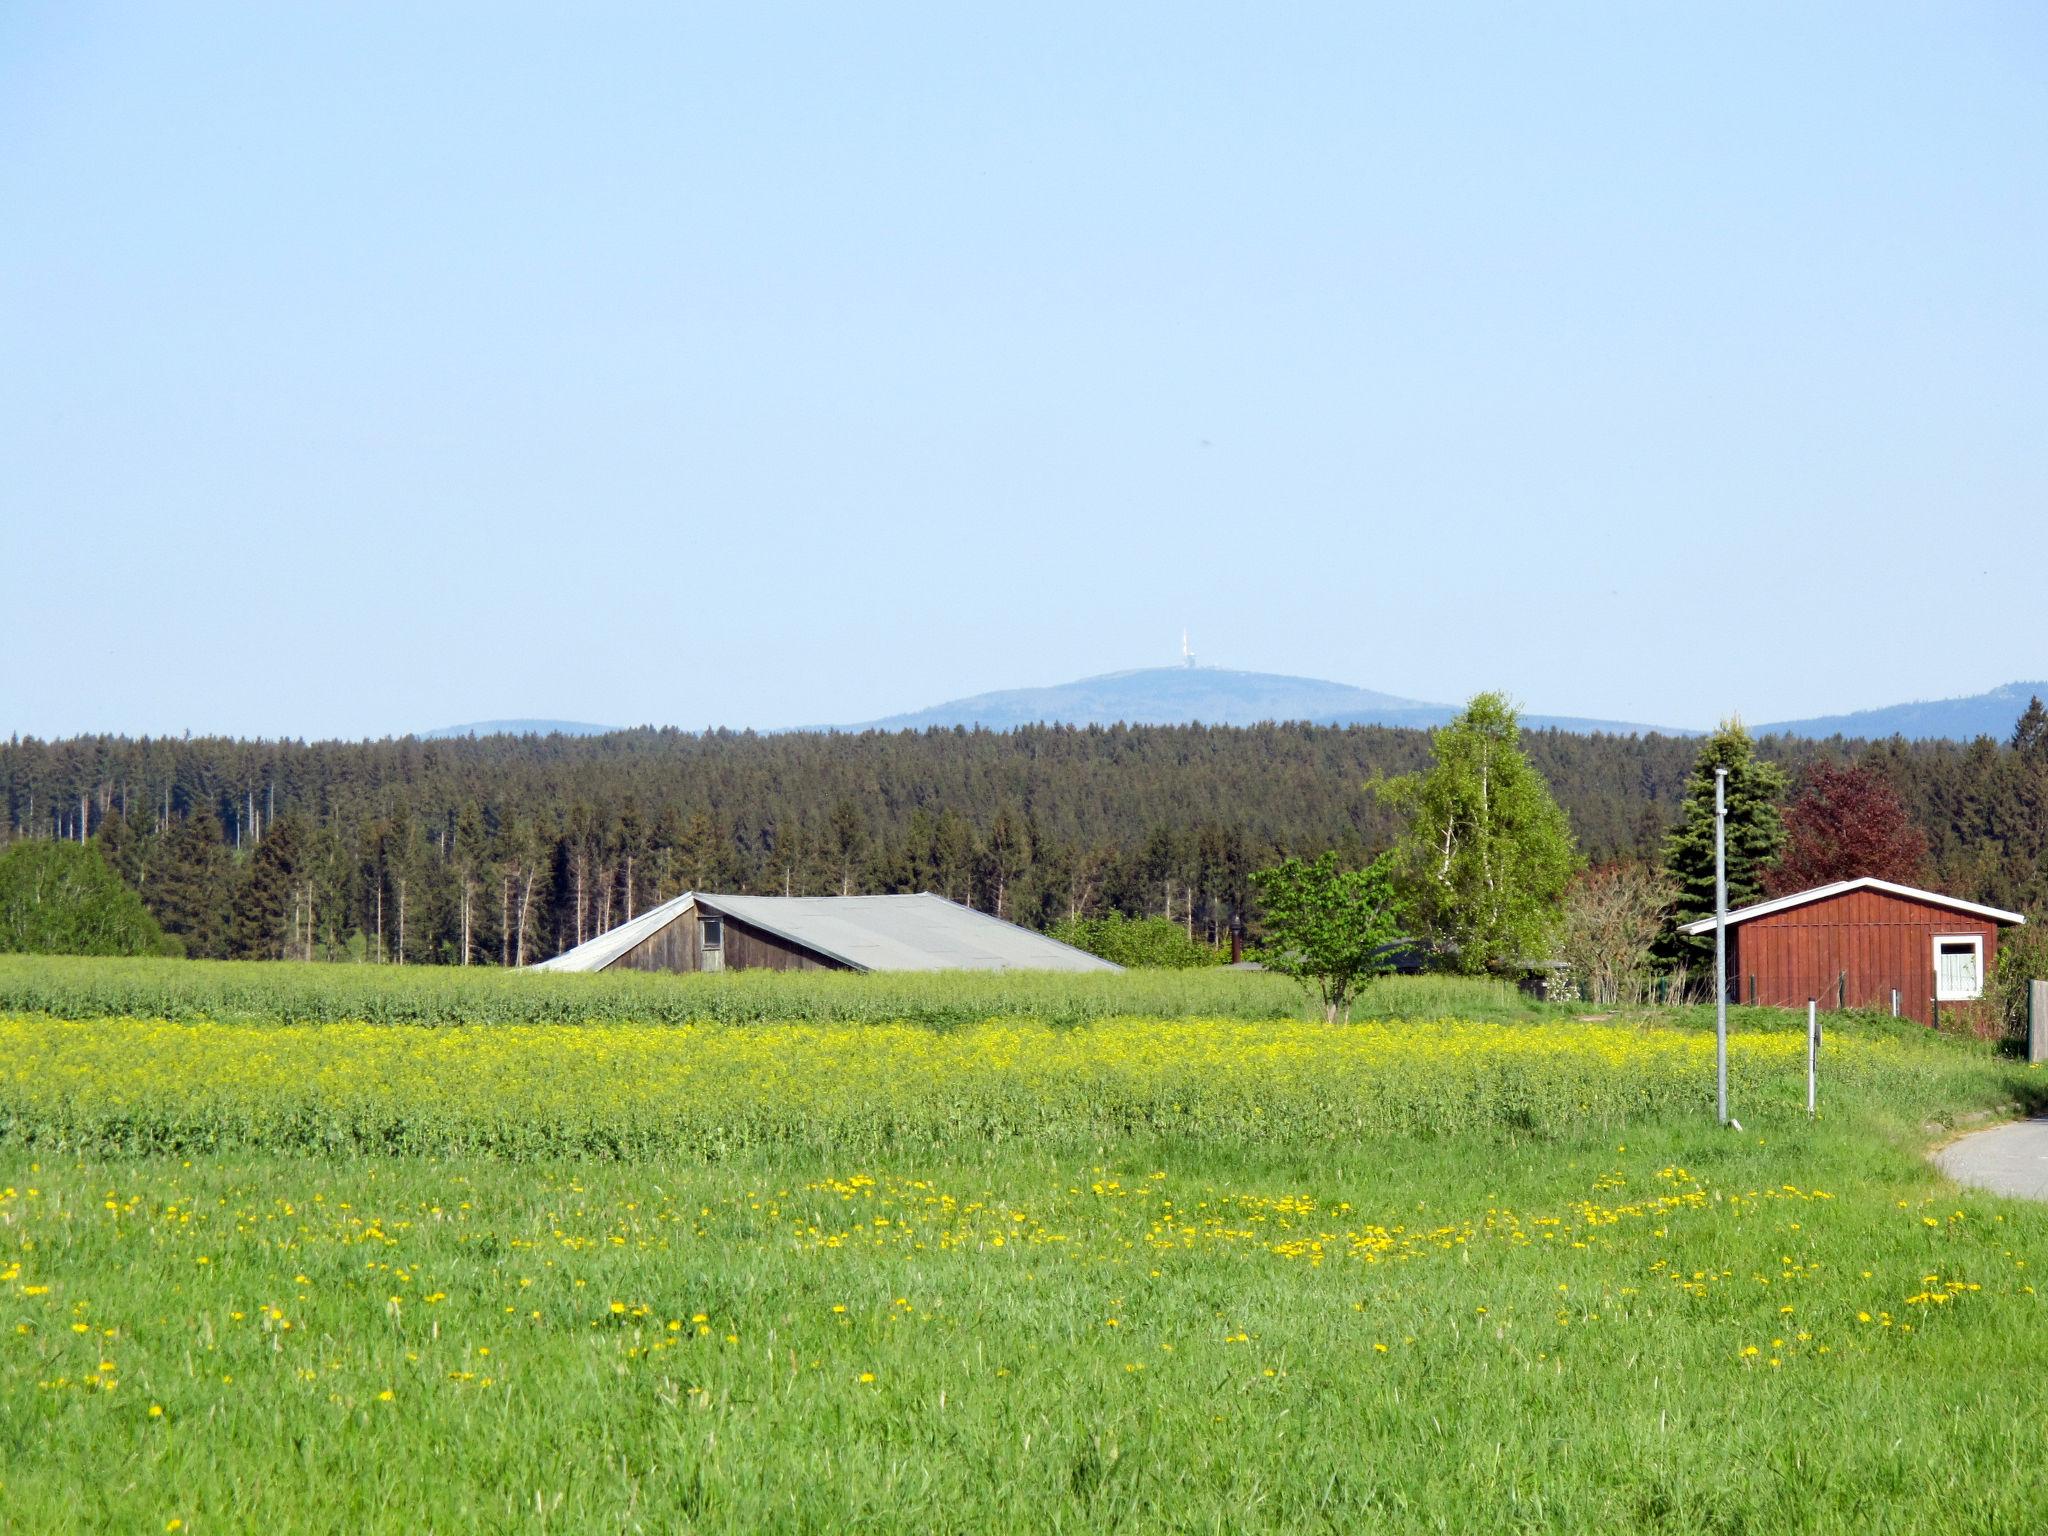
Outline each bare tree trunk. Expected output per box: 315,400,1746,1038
375,884,384,963
304,882,316,962
396,878,407,966
460,880,472,966
514,867,537,968
501,880,511,968
625,855,635,921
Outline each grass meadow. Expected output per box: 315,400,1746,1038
2,959,2047,1532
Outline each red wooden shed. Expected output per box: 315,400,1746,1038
1678,877,2026,1024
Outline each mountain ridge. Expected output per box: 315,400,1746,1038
837,666,1690,736
417,675,2048,744
1755,681,2048,742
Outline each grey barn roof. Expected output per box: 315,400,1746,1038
531,892,1120,974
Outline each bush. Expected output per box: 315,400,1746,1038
1048,914,1224,969
1991,917,2048,1045
0,840,179,957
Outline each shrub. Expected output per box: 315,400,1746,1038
1990,918,2048,1045
1049,914,1223,969
0,841,179,957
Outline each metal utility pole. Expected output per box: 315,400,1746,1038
1715,767,1729,1127
1807,998,1819,1117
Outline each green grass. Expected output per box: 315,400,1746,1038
5,985,2047,1531
7,1109,2048,1532
0,954,1326,1028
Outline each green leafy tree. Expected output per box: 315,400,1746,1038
1377,693,1578,973
1660,720,1788,967
0,840,179,956
1248,851,1404,1021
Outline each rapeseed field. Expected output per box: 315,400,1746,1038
0,1013,2002,1155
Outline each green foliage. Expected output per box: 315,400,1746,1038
1048,913,1222,969
1248,850,1404,1020
150,808,235,958
1660,721,1789,967
1990,917,2048,1045
0,840,178,957
1377,693,1578,974
11,702,2048,968
230,812,315,960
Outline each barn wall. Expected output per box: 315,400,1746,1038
1730,889,2003,1024
718,913,844,972
610,909,704,973
605,907,845,974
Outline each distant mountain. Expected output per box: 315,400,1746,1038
422,719,618,739
841,667,1688,736
1757,681,2048,743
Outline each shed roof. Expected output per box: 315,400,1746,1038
531,891,1121,974
1677,877,2026,937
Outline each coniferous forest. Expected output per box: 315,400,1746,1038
3,710,2045,964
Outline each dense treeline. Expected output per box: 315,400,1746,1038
2,713,2043,964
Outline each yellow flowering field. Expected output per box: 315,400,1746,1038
0,1013,1978,1155
3,1006,2045,1530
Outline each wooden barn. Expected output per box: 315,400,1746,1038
1677,877,2025,1023
530,891,1120,976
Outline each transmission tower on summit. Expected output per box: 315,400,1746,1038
1181,629,1196,669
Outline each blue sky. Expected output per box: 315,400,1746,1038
3,3,2043,740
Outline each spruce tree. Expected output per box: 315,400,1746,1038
148,808,234,958
230,813,309,959
1659,721,1787,967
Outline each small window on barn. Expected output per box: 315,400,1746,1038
1934,936,1983,1002
701,917,724,950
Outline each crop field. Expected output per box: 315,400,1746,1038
3,962,2048,1532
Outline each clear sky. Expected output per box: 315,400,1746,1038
3,3,2043,740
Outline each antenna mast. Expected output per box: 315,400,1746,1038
1181,629,1196,669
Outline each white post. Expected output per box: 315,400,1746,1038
1715,767,1729,1127
2030,980,2048,1068
1891,987,1899,1019
1807,998,1818,1117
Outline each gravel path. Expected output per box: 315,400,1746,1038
1933,1118,2048,1202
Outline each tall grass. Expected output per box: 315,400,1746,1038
0,954,1543,1027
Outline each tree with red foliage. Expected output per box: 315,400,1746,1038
1764,762,1929,896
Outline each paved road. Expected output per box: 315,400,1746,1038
1934,1118,2048,1202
